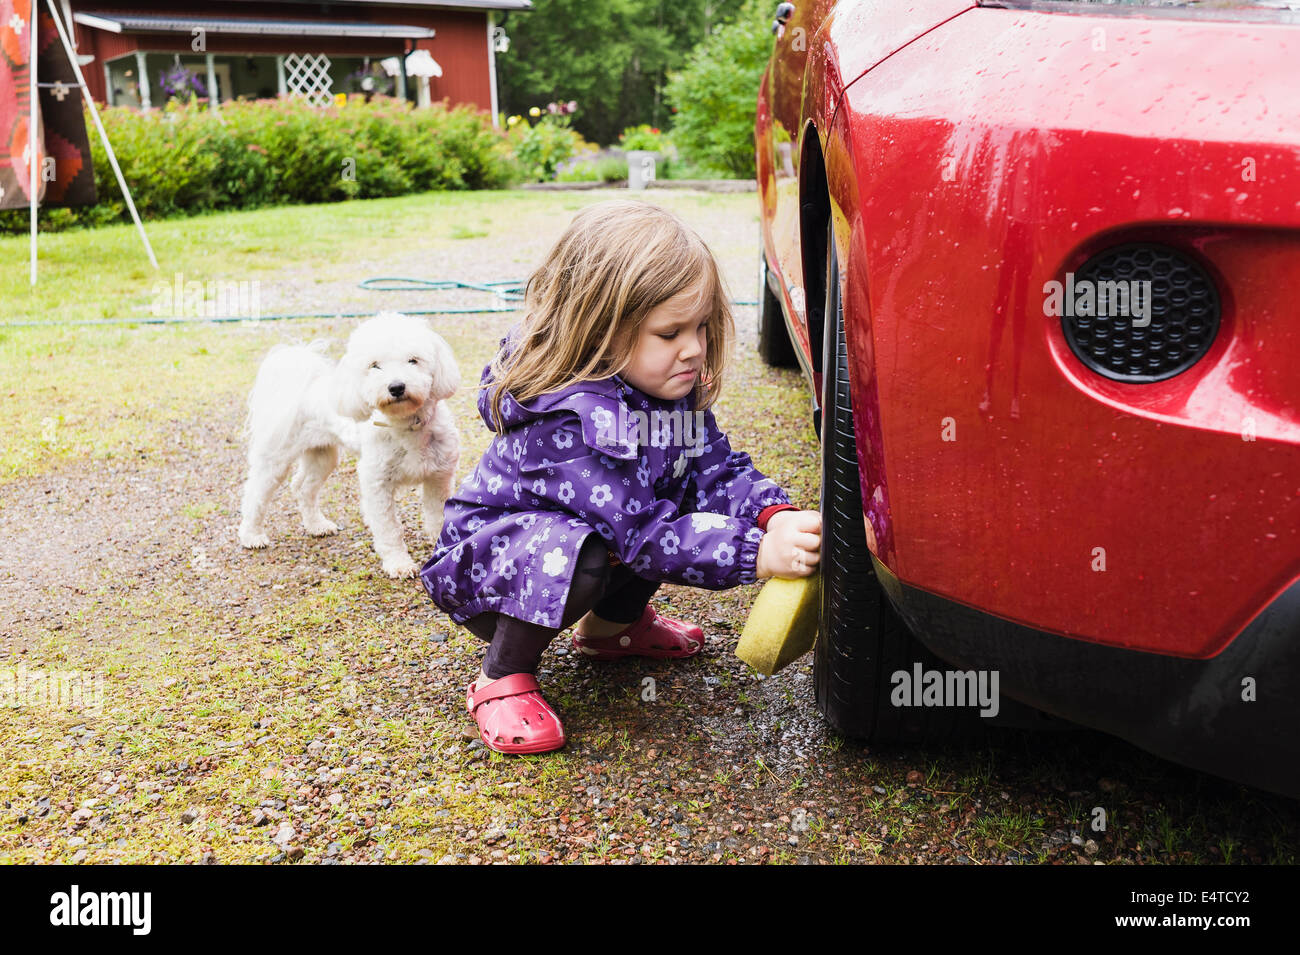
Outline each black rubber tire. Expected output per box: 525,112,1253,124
813,218,981,744
757,248,798,368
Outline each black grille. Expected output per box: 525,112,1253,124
1060,243,1220,382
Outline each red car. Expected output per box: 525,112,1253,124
755,0,1300,796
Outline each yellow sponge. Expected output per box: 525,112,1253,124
735,572,821,675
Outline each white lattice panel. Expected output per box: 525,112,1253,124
284,53,333,108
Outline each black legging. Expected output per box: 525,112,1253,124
462,534,661,679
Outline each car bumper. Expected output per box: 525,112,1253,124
875,554,1300,797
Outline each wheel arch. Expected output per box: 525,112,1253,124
799,119,830,381
802,109,898,570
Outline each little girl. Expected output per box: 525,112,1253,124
420,199,822,754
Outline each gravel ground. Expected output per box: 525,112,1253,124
1,189,1297,865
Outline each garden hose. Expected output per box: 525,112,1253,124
3,275,758,328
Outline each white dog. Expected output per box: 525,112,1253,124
238,312,461,578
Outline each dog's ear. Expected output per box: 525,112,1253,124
425,330,461,402
334,344,372,420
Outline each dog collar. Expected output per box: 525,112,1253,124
370,410,424,431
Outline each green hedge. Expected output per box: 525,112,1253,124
664,0,771,180
0,96,523,233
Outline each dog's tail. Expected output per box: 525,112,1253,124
243,342,333,453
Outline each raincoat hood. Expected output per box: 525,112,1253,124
475,324,646,460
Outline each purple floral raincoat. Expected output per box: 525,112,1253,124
419,325,793,630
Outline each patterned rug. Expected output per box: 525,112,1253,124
1,0,96,211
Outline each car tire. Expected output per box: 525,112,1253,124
814,219,984,744
758,248,798,368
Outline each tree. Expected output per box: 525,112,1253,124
495,0,750,147
663,0,771,178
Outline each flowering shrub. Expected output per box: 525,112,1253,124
156,63,207,104
618,124,665,152
0,96,522,233
505,101,592,182
664,0,769,178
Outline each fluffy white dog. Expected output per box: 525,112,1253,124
238,312,461,578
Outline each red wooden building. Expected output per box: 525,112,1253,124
63,0,531,124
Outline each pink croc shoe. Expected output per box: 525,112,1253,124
466,674,566,754
572,604,705,661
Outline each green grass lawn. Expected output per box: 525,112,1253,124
0,188,762,481
0,190,545,479
2,189,573,326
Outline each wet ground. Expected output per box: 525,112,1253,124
1,189,1296,864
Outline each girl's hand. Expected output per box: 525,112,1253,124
756,509,822,579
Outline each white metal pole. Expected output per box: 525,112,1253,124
29,0,39,285
134,51,149,108
206,52,217,110
487,12,499,128
45,0,158,270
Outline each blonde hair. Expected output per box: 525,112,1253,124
485,199,735,434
